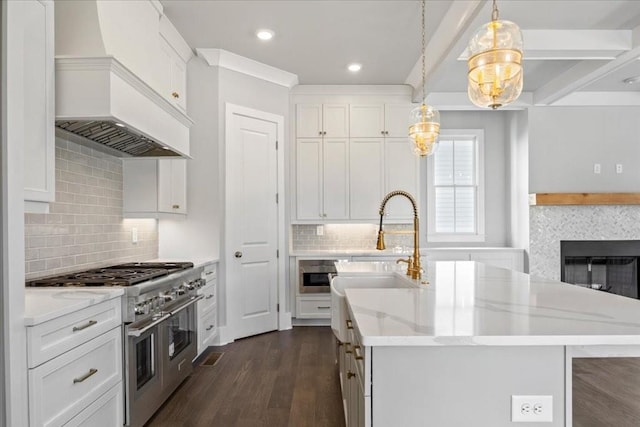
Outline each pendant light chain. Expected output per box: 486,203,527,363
491,0,499,21
421,0,426,104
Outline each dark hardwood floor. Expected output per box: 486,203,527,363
148,328,640,427
147,327,345,427
574,358,640,427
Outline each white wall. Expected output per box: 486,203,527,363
159,59,291,343
507,110,530,270
429,110,510,247
529,106,640,193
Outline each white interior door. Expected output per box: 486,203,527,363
226,108,279,340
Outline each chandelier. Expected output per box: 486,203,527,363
408,0,440,157
467,0,523,109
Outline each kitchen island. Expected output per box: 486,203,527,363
340,261,640,427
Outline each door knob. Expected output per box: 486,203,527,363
234,251,243,258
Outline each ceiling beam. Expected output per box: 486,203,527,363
405,0,485,102
534,45,640,106
458,30,632,61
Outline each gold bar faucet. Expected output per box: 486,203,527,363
376,190,422,280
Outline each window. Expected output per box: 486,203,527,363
427,130,485,242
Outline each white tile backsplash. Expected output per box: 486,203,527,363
529,205,640,280
291,223,413,251
24,138,159,280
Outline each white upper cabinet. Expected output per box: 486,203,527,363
296,138,349,220
350,139,384,220
350,104,384,137
20,0,55,212
159,14,192,113
123,159,187,217
349,104,413,138
296,104,349,138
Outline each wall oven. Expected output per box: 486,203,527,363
298,259,339,294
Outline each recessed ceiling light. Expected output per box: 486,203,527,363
623,76,640,85
256,29,274,41
348,63,362,73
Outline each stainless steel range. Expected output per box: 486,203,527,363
27,261,205,427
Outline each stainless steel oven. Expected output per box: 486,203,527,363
298,259,339,294
125,293,201,427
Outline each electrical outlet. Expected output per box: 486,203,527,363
593,163,601,174
316,225,324,236
616,164,623,174
511,395,553,422
131,227,138,244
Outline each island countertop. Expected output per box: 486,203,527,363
345,261,640,347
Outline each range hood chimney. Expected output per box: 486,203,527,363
54,1,193,158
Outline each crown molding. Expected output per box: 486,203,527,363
196,48,299,88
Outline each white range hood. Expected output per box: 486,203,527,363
54,0,193,157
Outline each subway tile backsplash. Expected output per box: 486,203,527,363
24,138,158,280
291,223,413,251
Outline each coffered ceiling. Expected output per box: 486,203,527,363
161,0,640,109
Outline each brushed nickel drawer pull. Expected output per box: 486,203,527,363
73,368,98,384
206,325,214,331
346,319,353,330
354,345,364,360
72,320,97,332
172,204,180,209
317,306,330,309
205,271,214,276
205,294,214,300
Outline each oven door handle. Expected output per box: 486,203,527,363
127,313,170,337
168,295,204,316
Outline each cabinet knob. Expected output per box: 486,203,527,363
347,371,356,379
172,92,180,99
172,204,180,209
381,130,385,135
235,251,243,258
318,131,323,136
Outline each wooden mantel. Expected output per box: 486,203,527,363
529,193,640,206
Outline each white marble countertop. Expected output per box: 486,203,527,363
346,261,640,347
25,288,124,326
290,247,524,257
147,257,218,269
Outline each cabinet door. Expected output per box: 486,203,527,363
323,104,349,138
171,58,187,112
23,0,55,205
323,139,350,219
350,139,383,220
296,104,323,137
123,159,159,214
350,104,384,138
158,159,187,214
296,139,323,220
384,138,418,221
384,104,413,137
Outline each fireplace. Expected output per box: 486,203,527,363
561,240,640,299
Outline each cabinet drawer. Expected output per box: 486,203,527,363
198,282,216,313
202,263,217,280
199,308,218,348
64,382,123,427
27,297,121,368
29,327,123,427
297,297,331,318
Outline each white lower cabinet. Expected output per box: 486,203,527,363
296,295,332,319
196,262,218,357
26,300,123,427
338,314,370,427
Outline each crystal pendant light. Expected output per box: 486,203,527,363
467,0,523,109
409,0,440,157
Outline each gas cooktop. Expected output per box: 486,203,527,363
26,262,194,287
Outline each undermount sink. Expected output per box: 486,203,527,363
331,269,418,342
